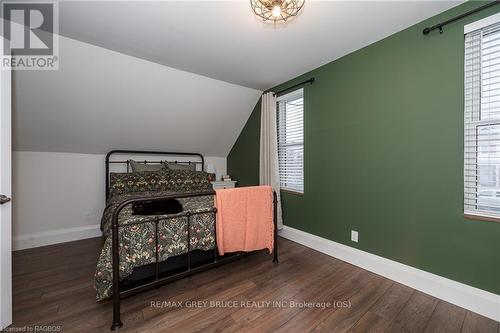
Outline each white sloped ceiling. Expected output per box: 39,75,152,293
12,1,463,156
12,35,262,156
58,1,463,90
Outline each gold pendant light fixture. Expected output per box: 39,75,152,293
250,0,305,23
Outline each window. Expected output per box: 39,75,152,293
277,88,304,193
464,15,500,219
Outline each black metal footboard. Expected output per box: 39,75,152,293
109,190,278,330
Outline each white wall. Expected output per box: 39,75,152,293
13,35,262,156
12,151,226,250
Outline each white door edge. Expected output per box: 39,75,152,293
0,35,13,330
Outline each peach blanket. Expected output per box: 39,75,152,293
214,185,274,256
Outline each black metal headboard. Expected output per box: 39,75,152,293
105,150,205,200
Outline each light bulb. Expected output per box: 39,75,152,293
272,5,281,18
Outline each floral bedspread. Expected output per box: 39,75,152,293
94,191,215,300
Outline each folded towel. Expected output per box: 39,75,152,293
215,185,274,256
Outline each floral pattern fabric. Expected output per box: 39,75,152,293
95,169,215,301
108,169,212,197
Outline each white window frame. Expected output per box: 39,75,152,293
464,13,500,221
464,12,500,34
277,88,304,194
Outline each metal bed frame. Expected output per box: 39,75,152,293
105,150,278,330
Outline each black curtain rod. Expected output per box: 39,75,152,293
423,1,500,35
273,78,315,96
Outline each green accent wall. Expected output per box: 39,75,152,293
228,2,500,294
228,99,261,187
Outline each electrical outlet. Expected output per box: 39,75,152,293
351,230,359,243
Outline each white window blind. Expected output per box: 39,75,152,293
277,88,304,193
464,19,500,218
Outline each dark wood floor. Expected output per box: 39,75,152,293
10,237,499,333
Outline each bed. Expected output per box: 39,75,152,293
95,150,278,330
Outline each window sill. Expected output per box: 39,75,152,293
463,213,500,224
280,189,304,196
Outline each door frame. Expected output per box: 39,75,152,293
0,37,13,329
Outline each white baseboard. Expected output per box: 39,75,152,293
13,224,102,251
279,225,500,322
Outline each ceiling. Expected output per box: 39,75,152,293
59,1,464,90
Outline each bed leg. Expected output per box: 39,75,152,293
111,267,123,330
111,318,122,331
272,191,279,264
111,275,123,330
111,218,123,330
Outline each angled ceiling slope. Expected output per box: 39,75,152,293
13,36,262,156
59,1,464,90
13,1,463,156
